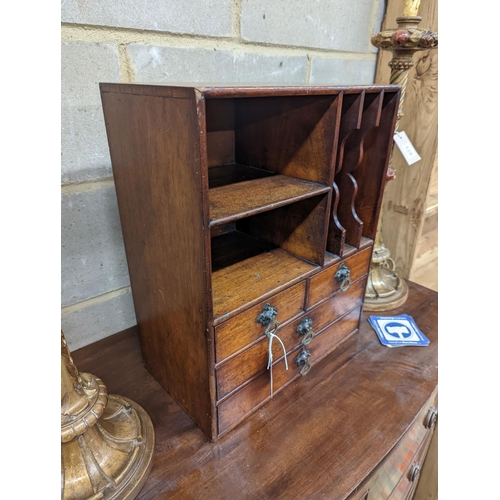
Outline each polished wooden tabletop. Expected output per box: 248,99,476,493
73,281,438,500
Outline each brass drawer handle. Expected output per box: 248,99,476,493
257,303,289,373
409,463,421,482
424,406,438,429
295,348,311,376
256,303,278,328
335,263,351,292
296,317,315,345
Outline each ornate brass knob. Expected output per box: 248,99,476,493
409,463,421,482
335,263,351,292
424,406,438,429
256,303,278,327
295,348,312,376
296,317,315,345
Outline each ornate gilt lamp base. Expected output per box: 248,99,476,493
365,7,437,311
363,237,409,312
62,334,154,500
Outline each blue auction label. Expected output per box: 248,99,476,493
368,315,430,348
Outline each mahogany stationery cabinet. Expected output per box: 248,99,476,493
100,84,400,441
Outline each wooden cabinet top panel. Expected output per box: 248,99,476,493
73,281,438,500
100,82,401,99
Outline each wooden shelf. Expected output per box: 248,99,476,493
209,172,331,227
212,245,318,324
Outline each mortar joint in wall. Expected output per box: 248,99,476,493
118,43,136,83
232,0,243,40
305,53,312,84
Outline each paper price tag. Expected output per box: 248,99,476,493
394,131,421,165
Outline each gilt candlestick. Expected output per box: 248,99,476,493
364,6,438,311
61,332,155,499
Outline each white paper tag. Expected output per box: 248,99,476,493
394,131,421,165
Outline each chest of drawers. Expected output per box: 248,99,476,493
100,84,400,440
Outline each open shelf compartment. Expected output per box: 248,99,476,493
210,192,330,323
326,89,399,258
205,94,340,186
209,167,330,227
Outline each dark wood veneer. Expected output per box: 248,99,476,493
73,282,438,500
100,84,400,440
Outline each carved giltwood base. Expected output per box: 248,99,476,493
62,334,154,500
366,13,437,313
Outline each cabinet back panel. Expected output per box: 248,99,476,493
100,89,214,438
234,96,339,185
237,194,330,266
206,98,235,167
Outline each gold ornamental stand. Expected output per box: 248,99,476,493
364,0,438,311
61,332,155,500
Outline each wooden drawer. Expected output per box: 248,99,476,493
387,430,434,500
217,370,270,435
274,276,366,357
308,246,372,307
272,305,362,391
217,305,362,436
349,389,438,500
215,280,306,362
216,278,366,400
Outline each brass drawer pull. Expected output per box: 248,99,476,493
296,317,315,345
295,348,311,376
256,303,278,328
409,463,421,482
335,263,351,292
257,303,288,374
424,406,438,429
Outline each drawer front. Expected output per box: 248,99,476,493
308,246,372,307
215,280,306,362
217,305,363,436
350,389,438,500
387,429,435,500
272,278,365,360
216,338,268,400
217,370,270,436
216,278,366,400
272,305,362,391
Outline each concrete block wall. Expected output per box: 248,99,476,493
61,0,386,350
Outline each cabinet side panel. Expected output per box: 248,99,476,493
100,89,213,438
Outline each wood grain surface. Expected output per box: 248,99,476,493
100,88,215,438
101,84,402,441
215,281,306,362
73,281,438,500
209,175,330,226
237,193,331,266
234,95,339,186
211,248,317,323
308,246,372,306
